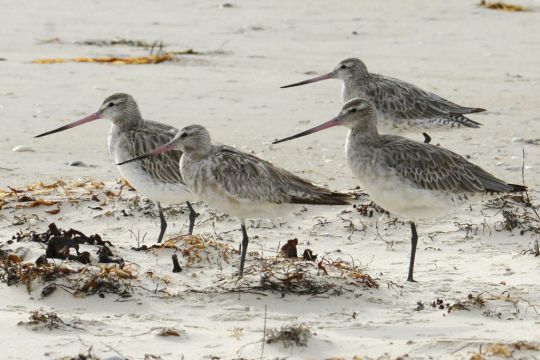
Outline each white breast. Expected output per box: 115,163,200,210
200,188,295,220
109,129,192,205
345,132,460,221
360,170,458,220
180,153,295,220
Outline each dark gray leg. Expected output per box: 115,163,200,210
407,221,418,282
157,202,167,244
186,201,198,235
239,222,249,278
422,132,431,144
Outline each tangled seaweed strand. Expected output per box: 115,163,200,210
253,255,377,297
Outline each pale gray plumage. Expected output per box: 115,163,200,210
272,97,525,282
176,125,351,208
281,57,485,131
35,93,198,241
113,120,184,185
376,136,519,194
118,124,352,277
186,145,351,207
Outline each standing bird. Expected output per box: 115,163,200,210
35,93,198,243
117,124,352,277
272,98,525,282
281,58,485,133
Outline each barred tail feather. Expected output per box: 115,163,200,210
450,114,482,128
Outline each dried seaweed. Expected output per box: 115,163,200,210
156,327,186,337
97,246,123,264
454,221,480,239
354,201,389,217
522,240,540,257
18,309,66,330
76,39,164,48
31,223,107,245
74,265,134,298
302,249,317,261
169,49,202,55
137,235,377,297
17,309,83,332
280,238,298,258
0,178,123,211
265,324,312,348
429,293,487,313
448,293,486,313
428,291,538,320
1,256,78,287
259,261,333,296
12,223,115,265
479,0,526,11
32,54,173,65
484,194,540,236
470,341,540,360
133,234,232,268
0,249,135,298
55,347,102,360
253,255,377,296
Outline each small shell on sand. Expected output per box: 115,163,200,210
12,145,35,152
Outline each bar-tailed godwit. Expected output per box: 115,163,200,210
273,98,525,282
117,124,352,277
281,58,485,132
35,93,198,243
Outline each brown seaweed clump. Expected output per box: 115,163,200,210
253,254,378,296
18,309,66,330
479,0,526,11
484,193,540,236
0,252,136,298
266,324,312,348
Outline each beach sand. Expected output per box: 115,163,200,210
1,0,540,359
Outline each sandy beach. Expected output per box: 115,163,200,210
1,0,540,359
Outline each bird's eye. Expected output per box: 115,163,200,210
350,108,357,113
340,64,347,70
180,132,188,139
108,102,114,108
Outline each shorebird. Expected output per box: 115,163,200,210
281,58,485,133
35,93,198,243
117,124,352,277
272,98,526,282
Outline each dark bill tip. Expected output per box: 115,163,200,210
34,112,101,138
35,124,72,138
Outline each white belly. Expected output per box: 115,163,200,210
346,146,461,221
361,172,457,220
115,161,192,205
110,143,191,206
197,186,296,220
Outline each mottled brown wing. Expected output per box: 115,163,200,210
207,146,351,205
121,121,185,184
378,136,514,193
365,74,484,121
